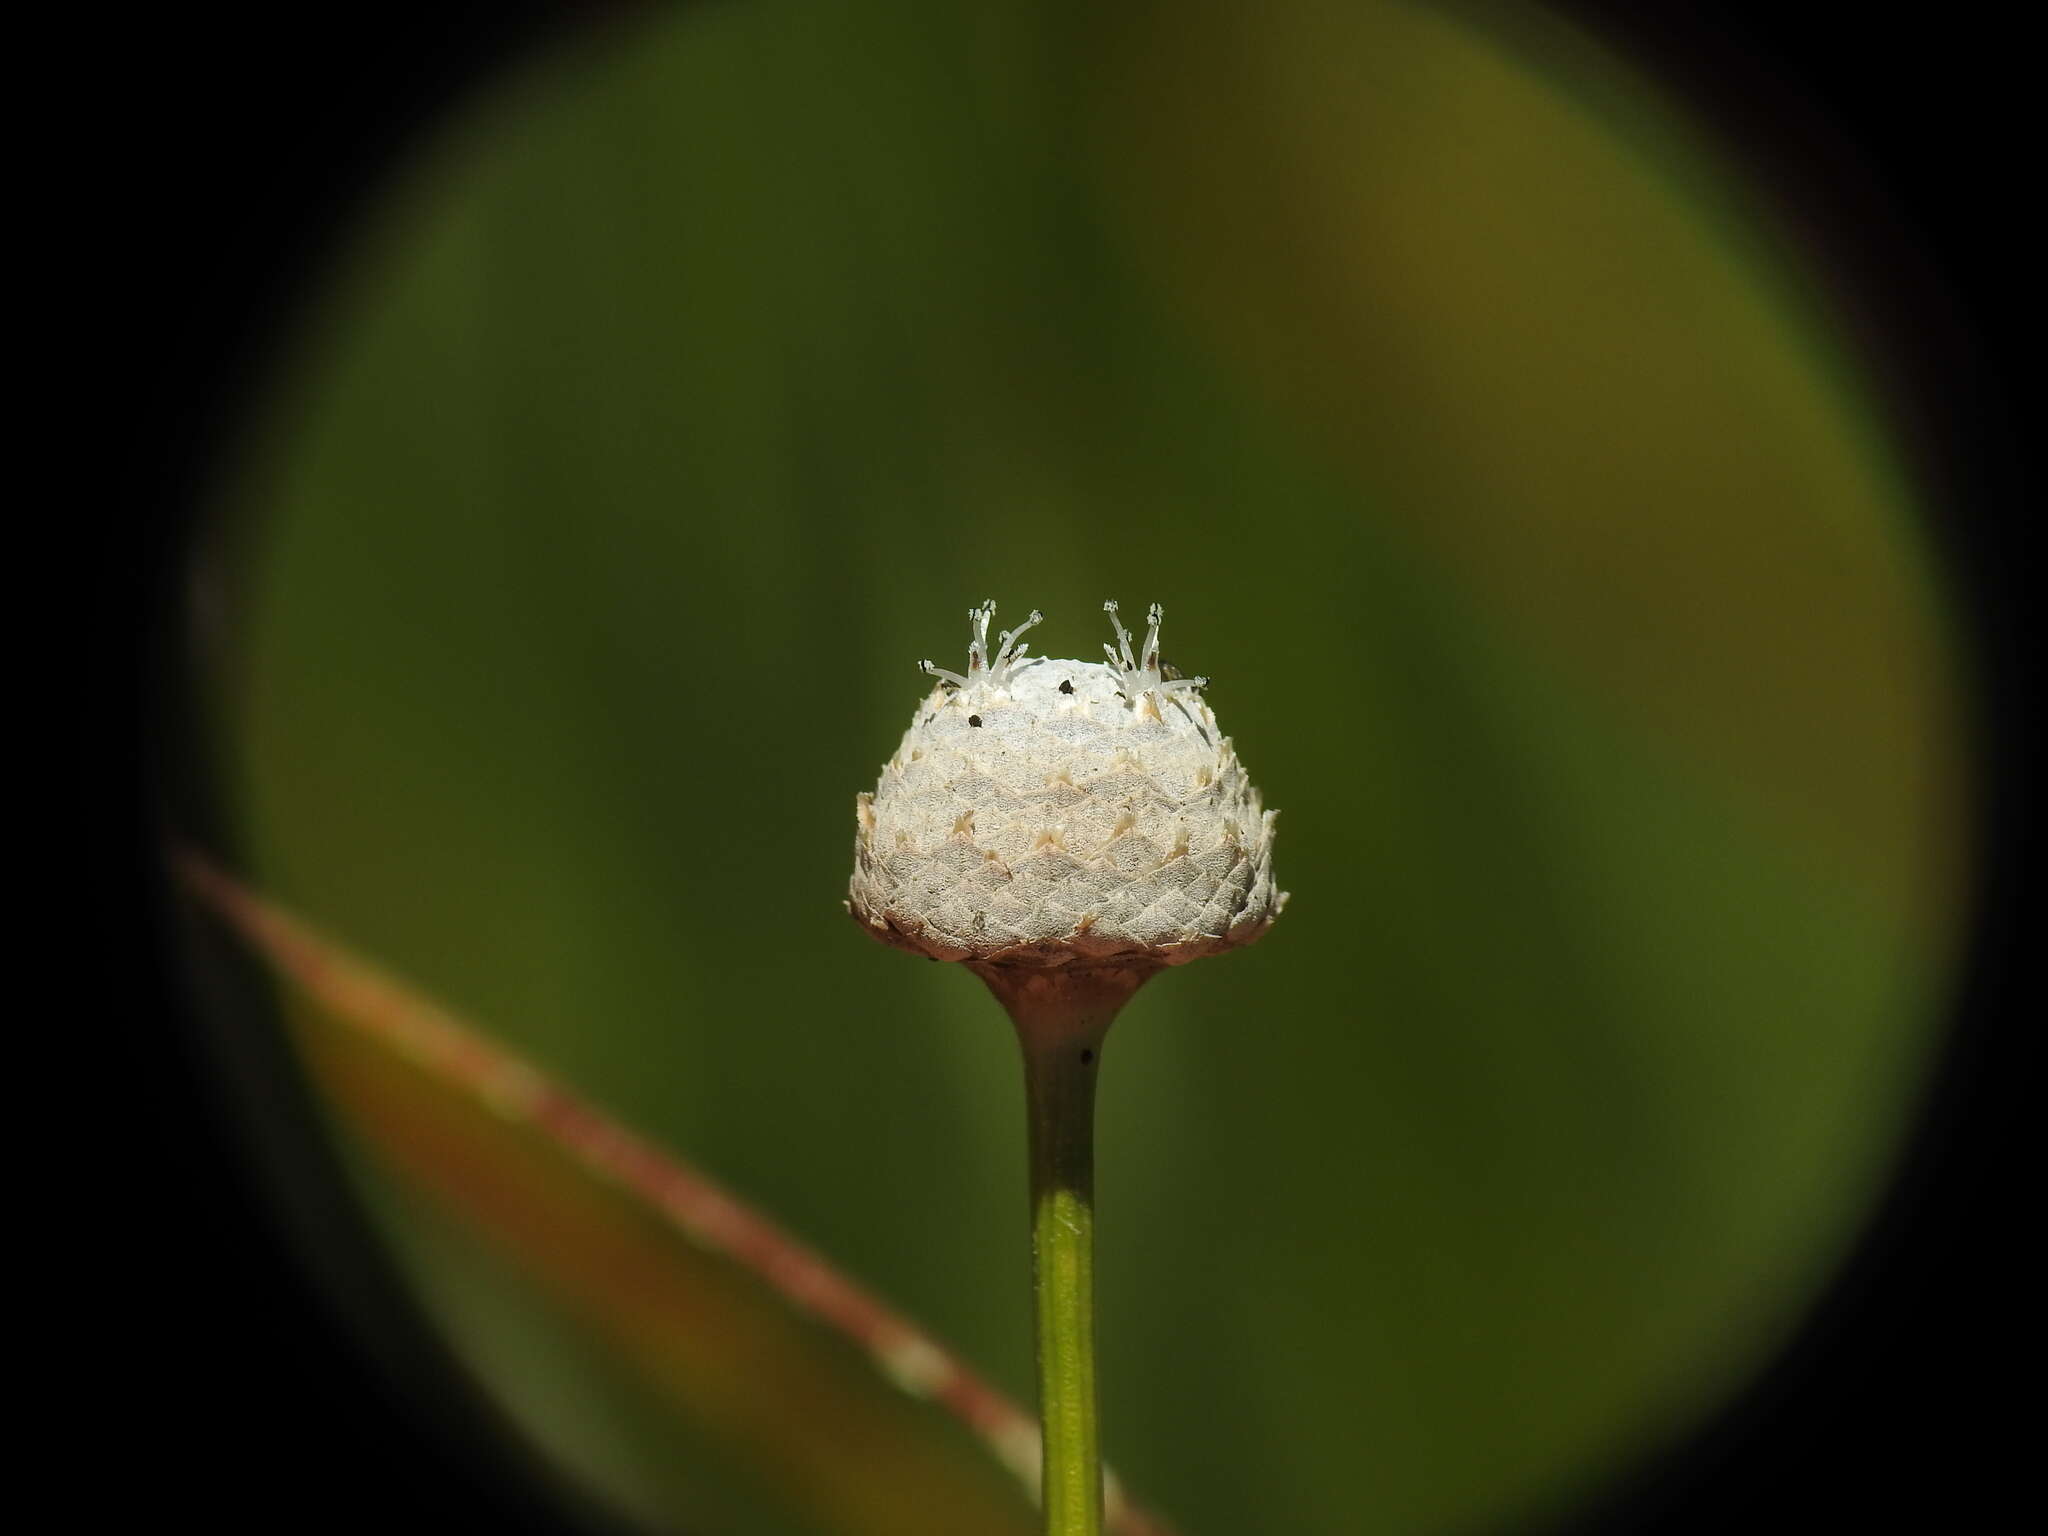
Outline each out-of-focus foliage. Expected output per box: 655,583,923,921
222,1,1967,1532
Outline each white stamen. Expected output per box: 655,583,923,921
924,602,1043,694
1102,599,1204,713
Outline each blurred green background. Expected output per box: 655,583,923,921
221,1,1969,1532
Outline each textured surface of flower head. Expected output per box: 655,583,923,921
850,602,1285,967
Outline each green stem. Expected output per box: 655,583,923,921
975,962,1158,1536
1023,1016,1104,1536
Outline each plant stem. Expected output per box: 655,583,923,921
1023,1017,1103,1536
975,962,1159,1536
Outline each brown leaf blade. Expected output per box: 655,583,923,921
177,849,1174,1536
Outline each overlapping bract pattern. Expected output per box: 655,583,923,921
851,612,1284,967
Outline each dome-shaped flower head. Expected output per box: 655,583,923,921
849,600,1286,969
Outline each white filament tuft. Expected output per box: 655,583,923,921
1102,599,1208,714
921,600,1044,692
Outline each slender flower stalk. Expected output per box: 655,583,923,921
850,601,1285,1534
979,962,1154,1535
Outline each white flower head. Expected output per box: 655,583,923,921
850,601,1286,968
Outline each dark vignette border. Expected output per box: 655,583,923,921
113,7,654,1533
1538,3,2031,1531
103,3,2029,1532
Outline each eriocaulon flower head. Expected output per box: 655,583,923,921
850,601,1287,967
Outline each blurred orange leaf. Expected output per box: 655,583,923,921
179,849,1173,1536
